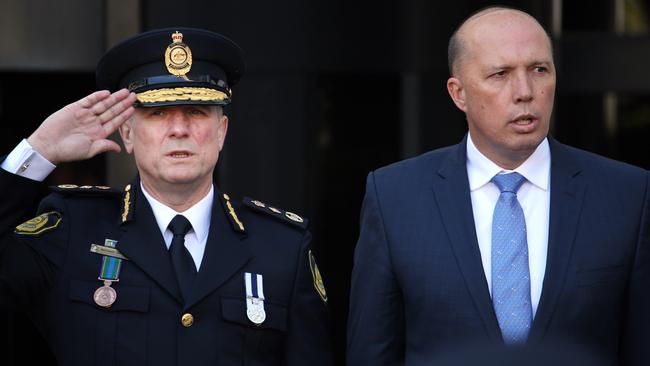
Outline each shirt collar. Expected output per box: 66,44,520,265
140,182,213,243
466,133,550,191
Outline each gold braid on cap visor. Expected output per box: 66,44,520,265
135,87,229,104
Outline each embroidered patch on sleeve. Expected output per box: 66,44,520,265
309,250,327,304
15,211,62,236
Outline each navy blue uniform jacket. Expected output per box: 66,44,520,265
347,137,650,365
0,171,332,366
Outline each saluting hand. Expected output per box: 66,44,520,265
27,89,137,165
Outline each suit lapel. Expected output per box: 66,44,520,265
185,189,252,309
117,181,183,304
431,137,502,342
529,139,586,342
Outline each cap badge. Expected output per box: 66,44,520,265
164,31,193,77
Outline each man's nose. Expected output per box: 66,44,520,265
513,72,533,103
168,111,190,137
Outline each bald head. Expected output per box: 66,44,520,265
448,7,553,76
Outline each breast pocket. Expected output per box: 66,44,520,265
220,297,287,365
67,279,150,366
575,264,627,287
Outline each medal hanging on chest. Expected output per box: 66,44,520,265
245,272,266,325
94,239,123,307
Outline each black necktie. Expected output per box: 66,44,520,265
168,215,196,302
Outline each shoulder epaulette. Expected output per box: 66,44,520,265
242,197,308,230
50,184,122,196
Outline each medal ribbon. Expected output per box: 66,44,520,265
98,239,122,281
245,272,265,300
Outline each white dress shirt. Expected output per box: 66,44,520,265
1,139,56,180
1,139,212,270
466,133,551,316
140,182,213,271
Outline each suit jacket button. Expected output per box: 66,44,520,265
181,313,194,327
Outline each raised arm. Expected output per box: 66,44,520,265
26,89,136,164
0,89,136,234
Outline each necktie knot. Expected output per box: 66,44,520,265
169,215,192,238
492,172,526,194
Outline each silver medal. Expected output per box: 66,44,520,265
244,272,266,325
246,297,266,325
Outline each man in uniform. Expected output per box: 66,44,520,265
347,6,649,365
0,27,332,366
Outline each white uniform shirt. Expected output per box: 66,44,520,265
1,139,56,180
140,184,213,270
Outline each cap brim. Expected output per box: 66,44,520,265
134,87,230,107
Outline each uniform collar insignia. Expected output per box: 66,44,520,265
219,192,247,235
120,182,136,225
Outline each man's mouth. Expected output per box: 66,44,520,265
511,114,537,125
167,151,193,158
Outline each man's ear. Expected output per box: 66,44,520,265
217,115,229,152
447,77,467,112
119,119,134,154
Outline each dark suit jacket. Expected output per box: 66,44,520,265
0,170,332,366
347,137,650,366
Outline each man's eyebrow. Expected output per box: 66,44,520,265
485,60,553,70
528,60,553,66
483,64,513,73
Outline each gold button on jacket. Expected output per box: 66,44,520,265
181,313,194,327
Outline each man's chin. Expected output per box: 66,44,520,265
168,178,199,186
507,131,546,150
168,168,217,183
160,172,203,186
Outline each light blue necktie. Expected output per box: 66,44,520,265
491,172,532,345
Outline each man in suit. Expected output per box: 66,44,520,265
347,6,649,365
0,28,332,365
